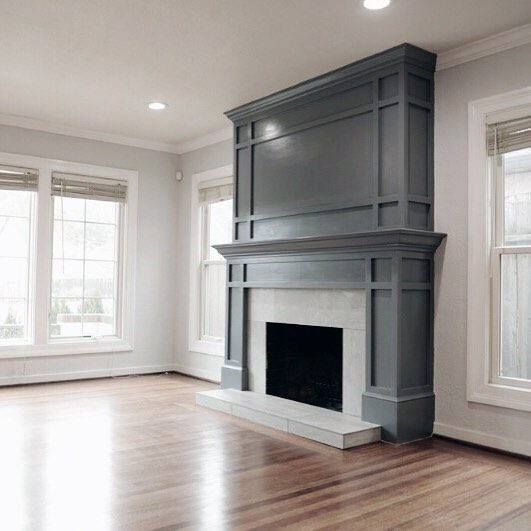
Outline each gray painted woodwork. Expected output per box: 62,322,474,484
218,44,444,444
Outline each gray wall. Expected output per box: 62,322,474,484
174,139,233,381
0,124,181,383
434,43,531,452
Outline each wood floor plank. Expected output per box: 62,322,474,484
0,373,529,530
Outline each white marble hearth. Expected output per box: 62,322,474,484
197,389,380,449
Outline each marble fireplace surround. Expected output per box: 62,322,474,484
247,288,365,417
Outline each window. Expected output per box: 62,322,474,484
50,174,125,340
0,152,137,357
0,165,37,343
467,89,531,412
200,194,233,342
189,166,233,356
489,118,531,388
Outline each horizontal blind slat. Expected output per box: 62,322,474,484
51,172,127,202
198,183,233,204
0,165,38,192
487,116,531,156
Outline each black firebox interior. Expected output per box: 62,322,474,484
266,322,342,411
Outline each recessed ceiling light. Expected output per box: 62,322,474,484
148,101,168,110
363,0,391,10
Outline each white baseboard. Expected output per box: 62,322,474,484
0,364,174,386
434,421,531,457
173,364,221,383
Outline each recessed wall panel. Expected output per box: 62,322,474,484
379,74,399,100
253,82,372,139
402,259,430,283
400,290,429,388
253,113,372,216
408,105,429,196
246,259,365,284
371,289,394,389
408,74,430,102
236,148,251,218
408,202,430,229
378,202,400,228
371,258,392,282
378,104,399,196
253,206,372,240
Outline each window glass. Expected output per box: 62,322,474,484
497,147,531,381
0,190,35,342
50,196,120,339
500,253,531,379
504,148,531,246
201,198,232,341
207,199,233,260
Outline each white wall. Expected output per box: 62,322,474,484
0,124,181,384
174,139,232,382
434,43,531,456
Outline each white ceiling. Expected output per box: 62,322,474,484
1,0,530,151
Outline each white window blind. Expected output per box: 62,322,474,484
52,172,127,203
487,116,531,156
0,165,38,191
198,182,232,204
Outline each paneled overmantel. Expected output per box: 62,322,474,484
218,43,446,443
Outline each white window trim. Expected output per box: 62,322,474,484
0,151,137,359
467,86,531,411
189,164,233,357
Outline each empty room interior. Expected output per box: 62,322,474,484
1,0,531,529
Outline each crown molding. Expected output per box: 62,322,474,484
0,112,182,154
0,112,233,155
436,23,531,71
175,126,233,154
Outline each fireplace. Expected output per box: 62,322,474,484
266,322,343,411
213,44,445,443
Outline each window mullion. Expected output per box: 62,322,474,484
34,164,53,345
81,200,87,338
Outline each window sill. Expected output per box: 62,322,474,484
0,339,133,359
468,382,531,413
189,338,225,357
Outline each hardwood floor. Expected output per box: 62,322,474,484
0,374,529,530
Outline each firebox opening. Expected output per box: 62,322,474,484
266,322,343,411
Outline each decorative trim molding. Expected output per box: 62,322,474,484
0,364,174,387
0,112,182,154
175,127,233,154
434,422,531,458
0,112,233,155
216,229,446,259
436,23,531,71
174,364,221,383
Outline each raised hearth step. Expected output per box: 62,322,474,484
196,389,380,449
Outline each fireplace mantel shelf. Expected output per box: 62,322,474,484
215,229,446,259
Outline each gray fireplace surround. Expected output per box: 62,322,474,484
215,43,445,444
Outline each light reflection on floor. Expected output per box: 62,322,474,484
0,406,27,529
43,409,112,530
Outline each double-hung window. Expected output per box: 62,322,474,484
0,152,136,357
488,117,531,388
189,167,233,356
